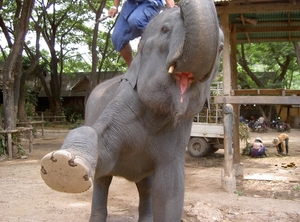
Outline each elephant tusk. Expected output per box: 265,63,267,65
168,65,175,74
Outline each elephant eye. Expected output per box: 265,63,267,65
161,26,169,33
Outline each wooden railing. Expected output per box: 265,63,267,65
0,127,33,159
1,112,67,159
28,112,67,124
16,113,67,137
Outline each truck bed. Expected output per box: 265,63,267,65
190,122,224,138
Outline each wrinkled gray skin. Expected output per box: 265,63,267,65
41,0,223,221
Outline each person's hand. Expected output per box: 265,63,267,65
108,6,118,18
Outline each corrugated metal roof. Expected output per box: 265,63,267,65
215,0,300,43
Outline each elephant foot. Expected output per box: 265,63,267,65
40,150,93,193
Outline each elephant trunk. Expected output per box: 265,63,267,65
175,0,219,81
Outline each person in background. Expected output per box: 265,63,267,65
250,137,267,157
248,115,255,131
239,116,244,123
108,0,175,67
258,116,264,124
272,133,289,155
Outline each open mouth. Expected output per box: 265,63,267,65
167,61,212,104
173,71,196,103
168,63,211,83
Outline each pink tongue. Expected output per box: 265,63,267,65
180,73,189,103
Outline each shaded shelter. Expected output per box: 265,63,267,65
214,0,300,192
37,71,123,118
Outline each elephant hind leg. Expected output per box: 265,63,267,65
40,150,93,193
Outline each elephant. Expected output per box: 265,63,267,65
40,0,223,221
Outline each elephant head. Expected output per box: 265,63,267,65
126,0,222,123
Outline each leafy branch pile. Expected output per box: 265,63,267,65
239,122,252,155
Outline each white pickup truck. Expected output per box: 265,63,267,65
187,82,224,157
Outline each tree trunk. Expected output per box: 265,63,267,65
49,51,63,115
87,0,107,100
2,0,35,130
14,54,22,118
37,66,56,111
18,71,28,122
293,42,300,69
238,44,264,88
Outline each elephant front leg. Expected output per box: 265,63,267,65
136,176,153,222
152,164,185,222
40,126,98,193
90,176,113,222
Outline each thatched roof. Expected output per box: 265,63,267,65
39,71,123,97
0,66,122,97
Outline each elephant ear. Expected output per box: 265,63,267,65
122,51,142,89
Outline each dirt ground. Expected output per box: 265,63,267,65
0,126,299,222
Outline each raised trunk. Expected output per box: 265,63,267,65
178,0,219,80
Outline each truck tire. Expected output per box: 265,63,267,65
188,137,210,158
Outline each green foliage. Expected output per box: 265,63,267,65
237,42,300,90
234,190,243,196
293,183,300,191
62,54,92,73
0,134,7,156
0,132,25,157
0,105,3,125
236,42,300,122
25,86,39,116
239,122,251,156
63,104,84,123
242,142,252,156
239,122,251,144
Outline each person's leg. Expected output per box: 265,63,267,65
278,143,283,154
111,15,134,67
127,1,163,39
262,146,267,157
120,2,162,66
285,138,289,155
120,43,133,67
112,1,162,67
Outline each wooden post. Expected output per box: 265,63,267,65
220,13,236,192
7,129,12,159
221,104,236,192
230,25,244,177
41,112,45,136
29,127,33,153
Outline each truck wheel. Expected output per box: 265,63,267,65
188,137,210,158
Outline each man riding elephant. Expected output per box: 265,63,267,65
108,0,176,67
